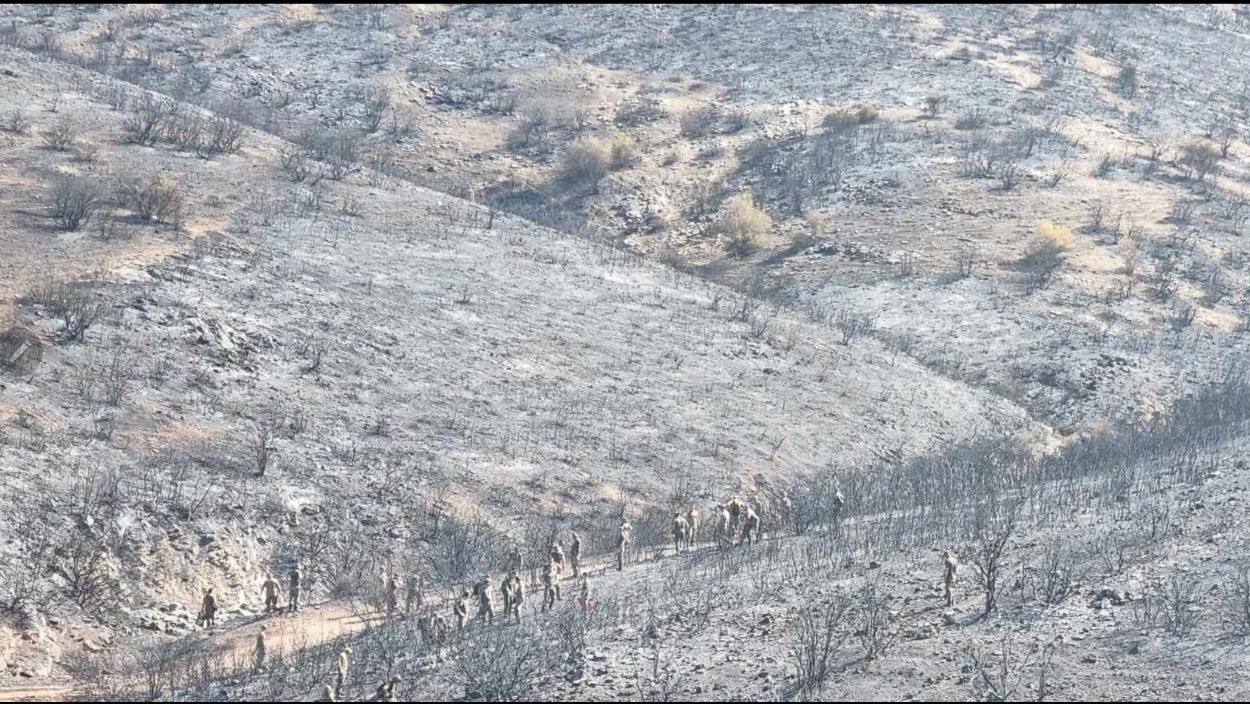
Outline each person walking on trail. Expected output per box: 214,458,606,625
550,541,566,580
616,524,630,572
727,497,744,536
570,533,583,579
430,613,449,657
454,590,470,630
474,574,495,623
254,626,268,670
943,551,959,608
500,571,516,619
373,676,400,702
577,574,593,617
197,588,218,629
287,566,303,615
716,503,732,545
262,575,282,615
403,573,423,617
739,505,760,546
672,512,690,555
334,646,353,699
508,569,525,622
383,573,400,618
506,544,524,572
542,559,560,613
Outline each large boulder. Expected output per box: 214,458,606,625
0,326,44,374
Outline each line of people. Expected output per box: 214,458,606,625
447,537,595,631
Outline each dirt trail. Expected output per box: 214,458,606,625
0,533,748,702
0,602,376,702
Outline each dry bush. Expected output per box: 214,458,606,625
435,73,516,114
1130,574,1202,637
680,105,722,138
790,593,851,699
955,106,988,130
115,172,185,227
803,210,827,238
357,85,391,133
50,176,102,231
53,534,121,619
963,494,1022,615
2,107,31,134
559,137,611,187
922,94,946,118
855,104,879,124
998,159,1021,191
455,625,557,701
41,115,76,151
1200,267,1227,307
507,109,557,153
121,94,173,146
1179,142,1221,182
95,343,137,406
1214,126,1237,158
614,95,669,127
163,109,245,156
323,131,361,181
955,247,978,279
73,140,101,162
724,108,753,133
249,420,279,476
1036,220,1074,250
1029,540,1087,606
835,309,876,345
608,135,637,170
822,110,860,136
1119,236,1140,277
1092,152,1116,178
1087,200,1108,232
965,636,1060,703
856,582,899,660
386,109,419,143
25,278,110,343
1021,241,1065,292
279,144,322,184
719,193,772,257
507,100,584,154
1223,561,1250,636
1168,300,1196,331
1117,64,1138,98
1168,198,1198,224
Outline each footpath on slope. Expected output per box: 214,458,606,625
0,534,748,702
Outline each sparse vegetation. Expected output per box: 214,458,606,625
2,106,31,134
50,176,102,231
719,193,772,257
614,95,669,127
1020,220,1072,291
115,172,186,227
41,115,76,151
955,106,987,130
559,137,612,188
1117,64,1139,98
6,8,1250,703
1179,142,1221,182
25,277,110,342
791,594,850,698
680,104,722,138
